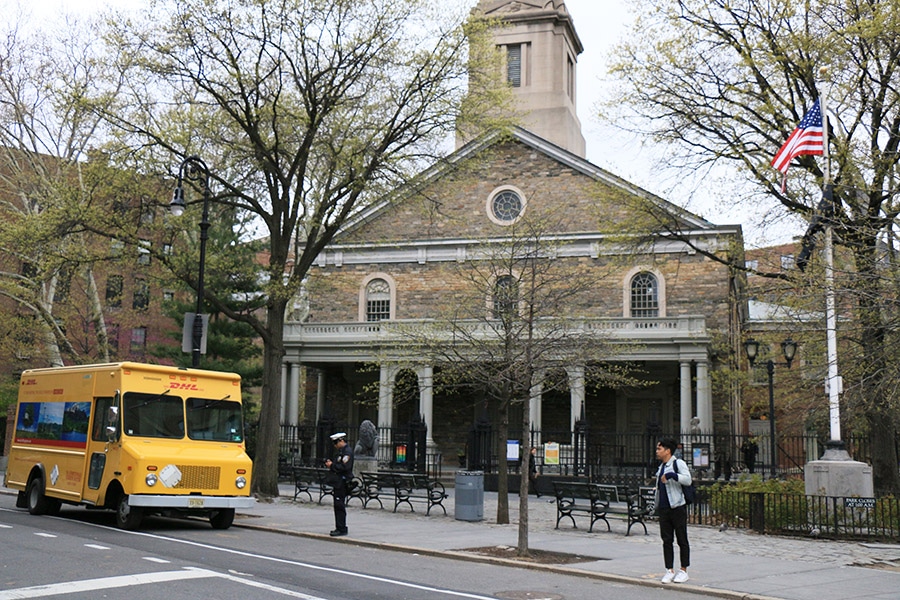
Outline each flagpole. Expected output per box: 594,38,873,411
820,69,844,453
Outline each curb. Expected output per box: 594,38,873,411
233,520,783,600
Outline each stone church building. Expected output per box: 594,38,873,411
279,1,747,466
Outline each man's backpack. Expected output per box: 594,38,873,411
674,460,696,505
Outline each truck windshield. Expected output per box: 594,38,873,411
123,392,185,438
186,397,243,442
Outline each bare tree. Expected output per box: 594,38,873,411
0,14,123,366
605,0,900,493
101,0,510,496
386,210,639,556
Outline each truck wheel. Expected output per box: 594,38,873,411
209,508,235,530
115,495,144,530
27,477,51,515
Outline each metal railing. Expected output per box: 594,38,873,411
690,488,900,540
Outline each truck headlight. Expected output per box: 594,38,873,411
235,476,247,489
145,473,158,487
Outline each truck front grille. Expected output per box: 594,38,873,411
174,465,220,490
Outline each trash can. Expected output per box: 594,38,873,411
455,470,484,521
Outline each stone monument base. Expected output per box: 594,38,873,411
353,456,377,478
804,442,874,497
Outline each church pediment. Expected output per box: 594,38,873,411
478,1,568,17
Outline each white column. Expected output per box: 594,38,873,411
566,365,585,431
530,369,544,445
696,360,711,432
378,365,395,429
280,362,288,422
287,362,300,426
680,361,692,434
417,365,435,449
315,370,326,423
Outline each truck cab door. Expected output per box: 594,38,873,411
82,394,119,505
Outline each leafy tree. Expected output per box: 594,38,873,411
605,0,900,493
100,0,509,496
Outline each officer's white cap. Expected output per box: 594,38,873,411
329,432,347,441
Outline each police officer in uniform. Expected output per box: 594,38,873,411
325,432,354,536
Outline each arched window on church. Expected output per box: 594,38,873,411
630,272,659,318
493,275,518,320
365,278,391,322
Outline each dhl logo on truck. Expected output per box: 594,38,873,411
169,382,200,391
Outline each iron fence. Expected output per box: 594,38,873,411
689,488,900,540
277,423,442,478
467,429,889,482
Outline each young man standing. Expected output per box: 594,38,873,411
655,438,692,583
325,432,354,537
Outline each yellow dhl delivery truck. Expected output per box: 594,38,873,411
7,362,254,530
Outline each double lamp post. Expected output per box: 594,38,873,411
744,338,797,479
169,155,212,368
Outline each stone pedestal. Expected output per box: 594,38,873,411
804,442,874,497
353,456,377,478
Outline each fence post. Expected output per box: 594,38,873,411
749,492,765,533
469,412,492,472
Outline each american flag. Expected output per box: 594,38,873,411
771,101,824,176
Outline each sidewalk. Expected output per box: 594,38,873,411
2,473,898,599
233,483,900,600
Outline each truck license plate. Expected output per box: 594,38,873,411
188,498,204,508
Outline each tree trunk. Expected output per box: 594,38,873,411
496,407,509,524
516,391,531,557
251,302,287,497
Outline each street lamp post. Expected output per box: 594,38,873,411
744,338,797,479
169,155,212,368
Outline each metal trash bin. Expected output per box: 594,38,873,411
454,470,484,521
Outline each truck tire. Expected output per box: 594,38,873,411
115,495,144,530
209,508,235,530
26,477,52,516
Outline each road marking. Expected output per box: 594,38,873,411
84,543,110,550
33,533,56,538
107,527,498,600
142,557,171,563
0,524,12,529
0,568,213,599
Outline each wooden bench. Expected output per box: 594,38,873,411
552,481,609,533
594,484,650,536
359,471,448,515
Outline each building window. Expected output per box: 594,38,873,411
745,259,758,271
108,324,119,355
163,243,173,256
507,44,521,87
106,275,123,308
111,239,124,256
163,290,175,303
567,55,574,99
138,240,151,265
781,254,795,270
493,275,519,320
130,326,147,355
487,186,526,225
630,272,659,317
365,278,391,322
133,278,149,310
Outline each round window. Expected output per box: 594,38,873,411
490,189,523,223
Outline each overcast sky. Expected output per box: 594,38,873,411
14,0,797,246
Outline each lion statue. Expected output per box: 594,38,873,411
354,419,378,457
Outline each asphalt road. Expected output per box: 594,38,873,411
0,495,701,600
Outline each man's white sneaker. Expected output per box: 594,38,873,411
673,570,690,583
661,570,676,584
